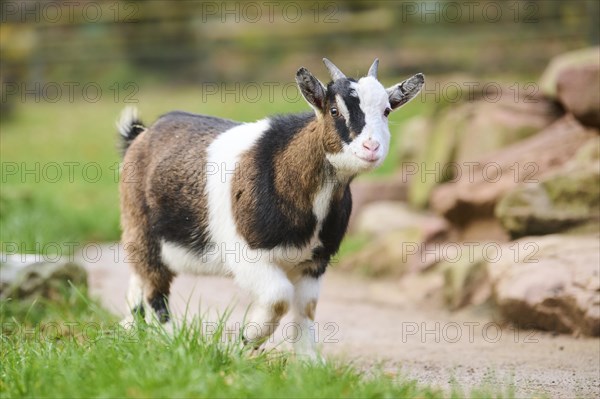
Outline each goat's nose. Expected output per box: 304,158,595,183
362,140,380,152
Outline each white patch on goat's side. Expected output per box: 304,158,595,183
204,119,269,270
161,240,228,276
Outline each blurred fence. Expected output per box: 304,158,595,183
1,0,598,108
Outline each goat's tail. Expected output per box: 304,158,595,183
117,106,146,156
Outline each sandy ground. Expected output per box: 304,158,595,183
79,245,600,398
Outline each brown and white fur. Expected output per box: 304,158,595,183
118,58,424,359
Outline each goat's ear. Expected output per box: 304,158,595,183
296,67,326,114
386,73,425,110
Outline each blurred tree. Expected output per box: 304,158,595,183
586,0,599,44
119,0,201,81
0,0,596,109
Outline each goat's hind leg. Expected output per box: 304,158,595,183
121,238,174,329
142,260,174,327
120,269,145,328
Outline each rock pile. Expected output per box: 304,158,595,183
343,47,600,336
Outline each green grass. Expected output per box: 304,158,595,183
0,83,427,250
332,233,371,263
1,287,447,399
0,287,519,399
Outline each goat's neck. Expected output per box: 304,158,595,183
273,119,330,210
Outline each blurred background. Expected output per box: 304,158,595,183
1,0,598,86
1,1,599,338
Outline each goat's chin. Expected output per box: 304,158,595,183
354,154,383,172
326,152,383,179
333,161,379,180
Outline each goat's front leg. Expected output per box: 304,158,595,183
233,261,294,348
290,274,321,361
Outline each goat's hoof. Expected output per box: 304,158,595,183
119,316,137,330
295,350,325,364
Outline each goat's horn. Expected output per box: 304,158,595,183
323,58,346,81
368,58,379,79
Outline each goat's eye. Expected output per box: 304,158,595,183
384,107,391,117
330,107,339,117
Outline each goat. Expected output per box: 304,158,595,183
117,58,424,358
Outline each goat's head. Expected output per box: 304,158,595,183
296,58,424,176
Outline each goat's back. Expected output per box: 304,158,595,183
120,111,241,253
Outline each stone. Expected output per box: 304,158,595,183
458,218,510,242
539,47,600,98
353,201,448,241
395,116,432,165
440,234,600,336
557,63,600,128
454,98,561,165
0,256,88,301
495,137,600,238
406,93,560,208
407,107,463,208
430,115,598,227
339,229,424,277
349,174,408,230
342,201,449,276
491,234,600,336
442,250,490,311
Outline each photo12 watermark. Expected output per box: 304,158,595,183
399,1,539,24
196,80,541,105
198,2,340,24
1,1,139,24
400,321,540,344
1,320,341,345
1,82,139,104
403,240,540,265
1,237,541,266
401,161,540,185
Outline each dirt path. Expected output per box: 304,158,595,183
80,245,600,398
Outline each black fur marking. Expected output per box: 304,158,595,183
148,293,170,323
334,116,352,144
150,176,209,251
309,247,330,279
307,184,353,278
326,79,365,142
345,93,365,137
244,112,318,249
